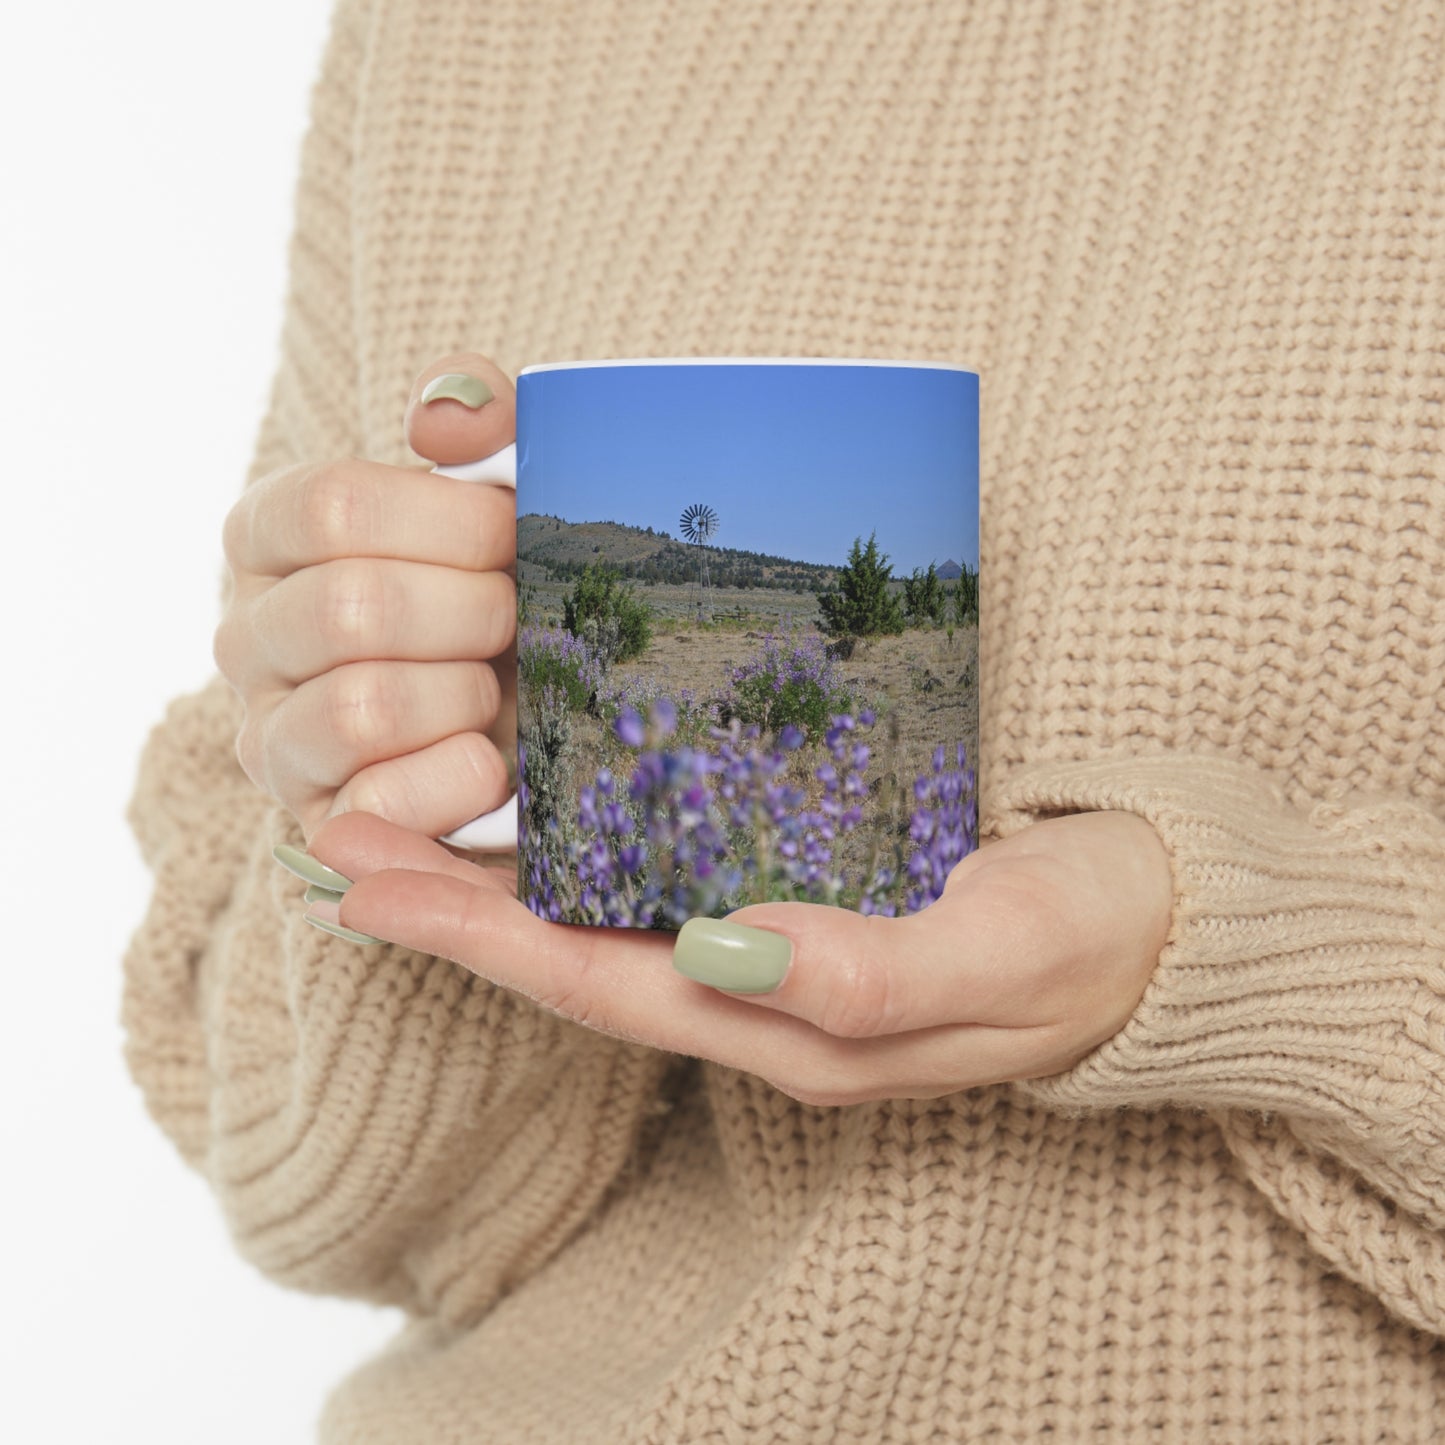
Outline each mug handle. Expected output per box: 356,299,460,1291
430,442,520,852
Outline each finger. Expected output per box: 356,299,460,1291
675,865,1037,1038
310,810,514,889
228,558,515,688
326,850,1069,1103
404,353,517,466
255,659,499,803
317,731,515,842
225,456,517,578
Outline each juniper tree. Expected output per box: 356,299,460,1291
563,563,653,663
818,532,905,637
903,562,947,626
951,562,979,626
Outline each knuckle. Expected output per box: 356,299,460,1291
211,612,240,679
1000,861,1077,967
323,664,401,756
472,662,502,723
816,953,897,1040
338,772,386,819
315,559,392,655
234,714,266,789
212,599,264,684
544,988,615,1037
297,461,368,557
224,460,301,569
541,960,603,1030
815,920,900,1039
475,735,519,818
220,496,249,566
477,575,517,658
462,489,504,572
341,759,418,825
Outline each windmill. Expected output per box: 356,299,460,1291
679,501,719,622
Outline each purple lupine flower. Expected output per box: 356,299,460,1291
518,624,610,701
614,708,646,747
650,696,677,738
521,670,976,927
899,740,977,912
726,629,854,738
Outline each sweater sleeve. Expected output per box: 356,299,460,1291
989,752,1445,1337
119,0,676,1328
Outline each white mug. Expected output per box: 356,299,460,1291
434,356,979,930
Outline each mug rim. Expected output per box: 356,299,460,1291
518,356,979,376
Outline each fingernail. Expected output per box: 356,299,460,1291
273,844,352,892
304,884,347,906
420,372,494,409
672,918,792,993
303,913,385,946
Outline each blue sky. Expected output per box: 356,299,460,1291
516,361,978,576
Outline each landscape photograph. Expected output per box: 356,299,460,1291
514,360,979,930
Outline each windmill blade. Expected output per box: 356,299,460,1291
680,501,719,544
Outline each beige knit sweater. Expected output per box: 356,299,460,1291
122,1,1445,1439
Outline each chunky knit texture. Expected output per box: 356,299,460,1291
122,1,1445,1439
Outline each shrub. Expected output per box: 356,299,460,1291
817,532,905,637
517,624,607,713
727,631,853,739
563,562,653,663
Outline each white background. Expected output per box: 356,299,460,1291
0,4,408,1441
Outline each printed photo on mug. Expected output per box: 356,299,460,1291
514,358,979,930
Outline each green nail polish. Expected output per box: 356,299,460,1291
304,884,347,906
420,372,494,408
303,913,384,946
673,918,793,993
273,844,352,892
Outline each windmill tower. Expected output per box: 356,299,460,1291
679,502,719,622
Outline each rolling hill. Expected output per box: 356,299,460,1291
517,514,843,592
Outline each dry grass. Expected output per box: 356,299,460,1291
631,621,980,783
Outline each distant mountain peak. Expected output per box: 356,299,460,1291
936,558,963,580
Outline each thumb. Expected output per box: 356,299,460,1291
671,897,980,1039
404,351,517,466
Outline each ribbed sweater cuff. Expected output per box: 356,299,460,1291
987,754,1445,1127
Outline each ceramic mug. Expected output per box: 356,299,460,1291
437,357,980,929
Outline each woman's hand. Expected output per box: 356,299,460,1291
215,353,519,843
297,808,1173,1104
